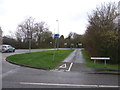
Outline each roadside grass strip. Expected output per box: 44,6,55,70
81,49,118,69
6,50,73,70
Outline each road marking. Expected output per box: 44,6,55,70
2,67,20,78
67,63,73,71
59,64,66,68
99,85,119,88
20,82,119,88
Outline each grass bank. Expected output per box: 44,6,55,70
81,49,118,69
7,49,73,70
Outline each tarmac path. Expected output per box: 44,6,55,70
55,49,91,73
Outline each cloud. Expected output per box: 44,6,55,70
0,0,119,36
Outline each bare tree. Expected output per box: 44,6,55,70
16,17,35,42
15,17,35,48
85,2,119,64
15,17,53,48
33,21,51,48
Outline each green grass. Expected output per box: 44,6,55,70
7,49,73,70
81,49,119,69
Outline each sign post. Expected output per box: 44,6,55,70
52,34,59,62
54,34,59,50
27,31,32,52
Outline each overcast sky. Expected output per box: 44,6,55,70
0,0,119,37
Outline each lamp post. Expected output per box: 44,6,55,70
56,20,59,50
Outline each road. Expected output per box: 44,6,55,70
1,49,119,89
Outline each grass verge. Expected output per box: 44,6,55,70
81,49,118,69
7,49,73,70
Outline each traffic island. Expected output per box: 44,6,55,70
6,49,74,70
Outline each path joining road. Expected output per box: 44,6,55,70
55,49,91,73
1,49,119,88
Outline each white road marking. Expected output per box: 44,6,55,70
67,63,73,71
99,85,119,88
59,64,66,68
2,67,20,78
20,82,119,88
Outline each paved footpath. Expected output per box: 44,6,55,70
54,49,119,75
54,49,92,73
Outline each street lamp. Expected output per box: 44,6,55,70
56,20,59,34
56,20,59,50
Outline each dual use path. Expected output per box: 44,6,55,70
55,49,119,75
55,49,91,73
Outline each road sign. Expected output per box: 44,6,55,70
54,34,59,38
27,32,32,52
27,32,32,39
27,35,32,39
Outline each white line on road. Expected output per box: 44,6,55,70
59,64,66,68
2,67,20,78
67,63,73,71
99,85,119,88
20,82,119,88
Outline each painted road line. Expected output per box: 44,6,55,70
59,64,66,68
20,82,119,88
99,85,120,88
2,67,20,78
67,63,73,71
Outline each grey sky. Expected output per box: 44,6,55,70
0,0,119,37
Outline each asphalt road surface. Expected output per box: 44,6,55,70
1,49,119,89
